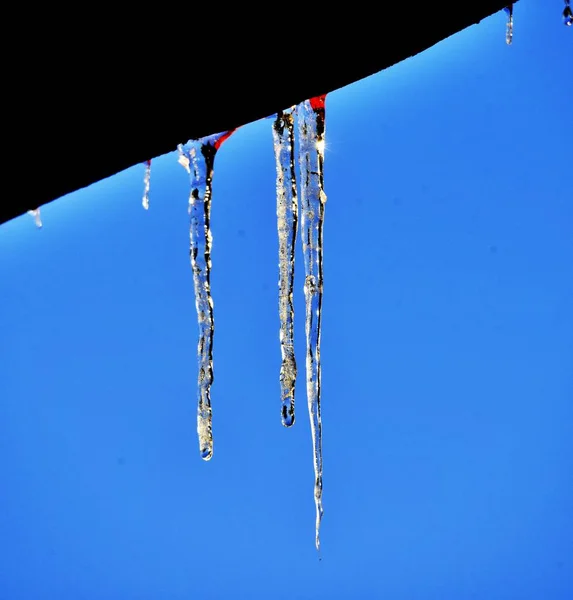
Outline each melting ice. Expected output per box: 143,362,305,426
273,108,298,427
165,97,328,548
178,131,234,461
271,97,327,550
297,96,327,551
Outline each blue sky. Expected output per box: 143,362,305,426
1,3,571,599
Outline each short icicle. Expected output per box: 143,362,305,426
297,95,327,552
178,130,234,461
504,4,514,45
27,208,42,228
273,108,298,428
142,159,152,210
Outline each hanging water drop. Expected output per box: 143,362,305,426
27,209,42,228
504,4,514,45
178,130,234,461
142,159,152,210
273,109,298,428
297,95,327,552
564,1,573,26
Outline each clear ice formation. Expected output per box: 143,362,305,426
297,96,327,551
134,2,567,552
142,159,152,210
273,109,298,428
505,4,514,45
27,209,42,228
178,131,233,461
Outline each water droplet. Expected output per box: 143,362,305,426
200,446,213,461
282,406,295,427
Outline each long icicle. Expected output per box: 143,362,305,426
297,95,327,551
273,109,298,427
178,131,233,461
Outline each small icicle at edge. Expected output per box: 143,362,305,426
142,159,152,210
27,208,42,228
504,4,514,45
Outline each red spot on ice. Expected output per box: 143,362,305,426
213,129,237,150
309,95,326,110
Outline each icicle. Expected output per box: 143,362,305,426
178,130,234,461
504,4,514,45
27,208,42,228
564,1,573,26
142,159,152,210
273,109,298,428
297,95,327,552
